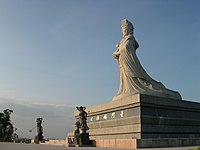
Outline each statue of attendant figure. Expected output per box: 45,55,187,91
113,19,181,100
36,117,44,141
76,106,89,133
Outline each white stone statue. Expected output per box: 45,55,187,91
113,19,181,100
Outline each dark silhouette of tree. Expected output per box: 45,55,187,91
0,109,15,142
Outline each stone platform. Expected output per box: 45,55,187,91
92,138,200,149
68,94,200,149
0,142,199,150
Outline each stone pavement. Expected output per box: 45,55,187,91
0,143,199,150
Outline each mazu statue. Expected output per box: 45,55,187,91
113,19,181,100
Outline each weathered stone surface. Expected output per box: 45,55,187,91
94,139,137,149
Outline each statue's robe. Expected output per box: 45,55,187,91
114,35,181,100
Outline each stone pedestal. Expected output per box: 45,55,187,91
68,94,200,148
79,133,90,145
68,133,91,147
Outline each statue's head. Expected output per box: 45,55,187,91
76,106,86,111
121,19,134,36
36,117,43,124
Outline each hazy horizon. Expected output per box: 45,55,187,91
0,98,74,139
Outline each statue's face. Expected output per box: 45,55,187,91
122,26,128,37
122,26,133,37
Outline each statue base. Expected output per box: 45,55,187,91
68,133,92,147
79,133,90,146
93,138,200,149
68,94,200,148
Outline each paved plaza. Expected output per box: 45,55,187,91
0,143,199,150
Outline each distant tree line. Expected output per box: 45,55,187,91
0,109,16,142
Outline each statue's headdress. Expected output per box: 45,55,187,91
76,106,86,111
121,19,134,29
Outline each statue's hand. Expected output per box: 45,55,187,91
113,54,117,59
113,51,119,59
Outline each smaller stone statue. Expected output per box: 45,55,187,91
35,117,44,143
74,119,81,145
76,106,89,133
72,106,90,146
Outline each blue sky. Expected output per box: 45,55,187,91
0,0,200,106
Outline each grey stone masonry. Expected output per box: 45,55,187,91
68,94,200,148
